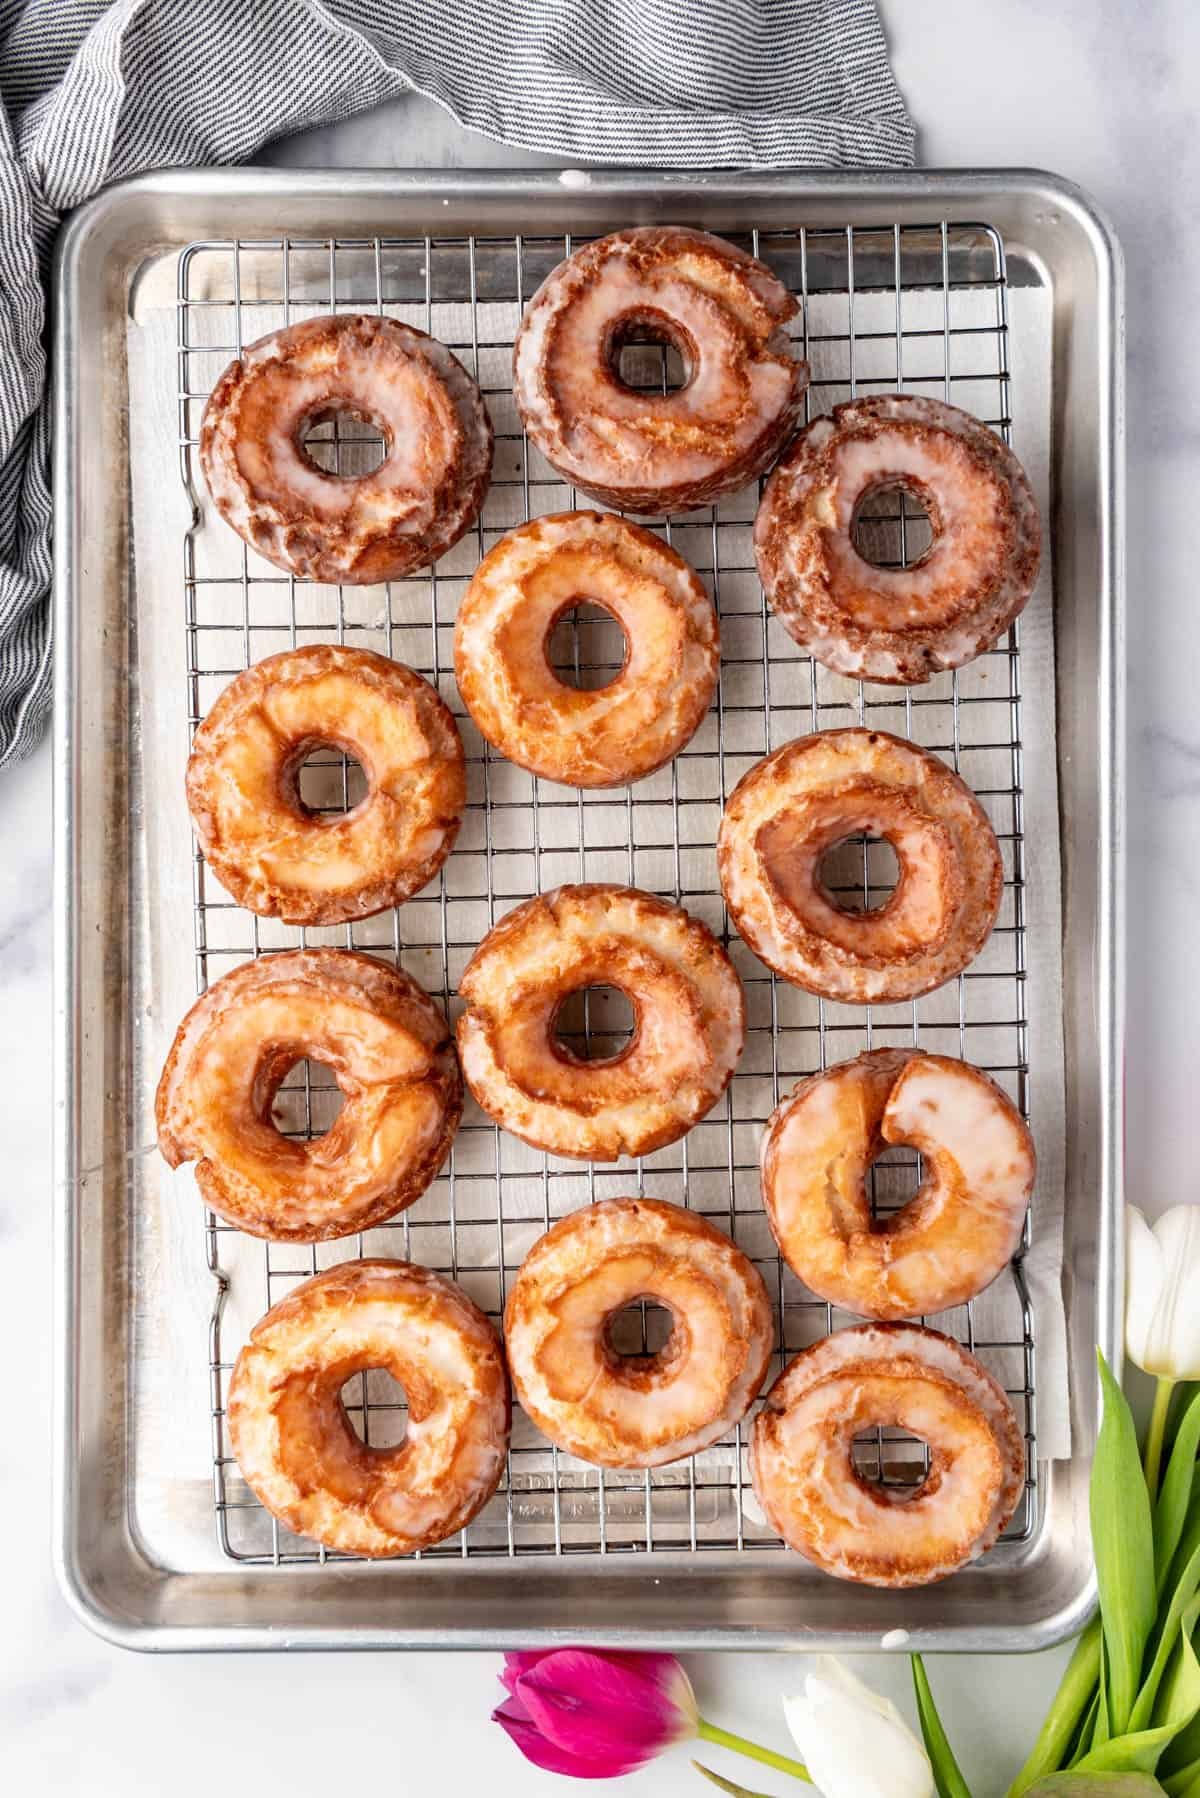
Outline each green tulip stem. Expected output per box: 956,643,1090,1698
696,1720,813,1783
1143,1375,1176,1499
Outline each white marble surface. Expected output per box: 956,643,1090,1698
4,0,1196,1789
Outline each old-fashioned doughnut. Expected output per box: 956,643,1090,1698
186,645,465,925
156,950,462,1241
505,1198,773,1468
228,1260,509,1557
454,511,719,787
456,884,744,1161
761,1049,1035,1319
749,1323,1024,1587
755,395,1040,683
718,729,1003,1002
201,313,493,582
513,227,808,514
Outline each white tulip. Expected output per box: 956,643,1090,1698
1125,1203,1200,1379
783,1656,934,1798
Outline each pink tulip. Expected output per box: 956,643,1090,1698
493,1649,701,1779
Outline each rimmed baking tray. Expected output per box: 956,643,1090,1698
52,168,1123,1651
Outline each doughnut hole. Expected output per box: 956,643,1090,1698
866,1139,925,1229
293,743,370,817
552,984,637,1063
817,834,901,914
851,479,936,571
546,600,629,690
851,1422,932,1494
340,1367,409,1451
270,1057,347,1139
299,402,390,478
606,311,694,396
604,1297,678,1376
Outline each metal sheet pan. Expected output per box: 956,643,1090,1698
52,169,1124,1651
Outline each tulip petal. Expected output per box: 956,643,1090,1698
1146,1206,1200,1379
500,1651,552,1695
493,1696,631,1779
515,1648,697,1772
785,1658,934,1798
1126,1205,1165,1372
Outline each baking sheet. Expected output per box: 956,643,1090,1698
54,168,1123,1651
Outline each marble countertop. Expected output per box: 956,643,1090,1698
5,0,1195,1789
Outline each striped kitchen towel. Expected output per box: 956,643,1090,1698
0,0,912,767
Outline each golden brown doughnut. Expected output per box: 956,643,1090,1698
749,1324,1024,1587
755,395,1041,684
505,1198,773,1468
156,950,461,1241
454,511,719,788
513,227,808,514
718,729,1003,1002
761,1049,1035,1320
201,313,493,582
228,1260,509,1557
456,884,745,1161
186,645,465,925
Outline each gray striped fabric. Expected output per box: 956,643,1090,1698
0,0,912,766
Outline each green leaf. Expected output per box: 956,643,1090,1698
1157,1392,1200,1594
1166,1480,1200,1613
1093,1352,1158,1735
1078,1620,1200,1777
1153,1603,1200,1738
1074,1690,1105,1766
1025,1779,1166,1795
692,1765,775,1798
1130,1552,1200,1734
1098,1643,1114,1749
1074,1655,1110,1764
1165,1712,1200,1782
912,1654,972,1798
1162,1676,1200,1782
1164,1760,1200,1796
1075,1728,1184,1775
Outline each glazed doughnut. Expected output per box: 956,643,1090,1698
513,227,808,514
755,395,1040,684
505,1198,773,1468
761,1049,1035,1319
156,950,462,1241
201,313,493,582
228,1260,509,1557
456,884,744,1161
749,1324,1024,1587
718,729,1003,1002
186,645,465,925
454,511,719,787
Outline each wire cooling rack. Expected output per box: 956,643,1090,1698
175,217,1035,1566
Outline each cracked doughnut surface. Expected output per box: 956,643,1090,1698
186,645,465,925
750,1323,1025,1587
513,227,808,514
201,313,493,583
755,395,1040,684
156,950,462,1241
505,1198,773,1468
454,511,718,787
228,1260,509,1557
456,884,744,1161
761,1048,1035,1320
718,729,1003,1003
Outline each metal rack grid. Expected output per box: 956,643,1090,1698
175,215,1036,1567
